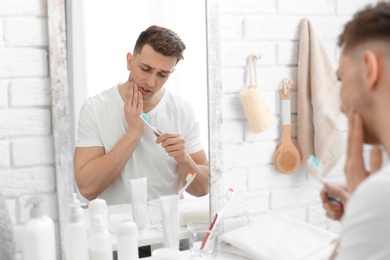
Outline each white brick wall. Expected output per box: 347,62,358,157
0,0,57,259
3,17,48,46
0,0,382,259
220,0,379,232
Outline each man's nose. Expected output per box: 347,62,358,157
146,73,156,87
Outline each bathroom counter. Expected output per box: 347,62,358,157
85,201,208,251
110,223,189,250
107,204,190,250
143,249,248,259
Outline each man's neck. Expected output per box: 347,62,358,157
143,88,165,113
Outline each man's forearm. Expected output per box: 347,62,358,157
75,131,141,200
177,152,209,196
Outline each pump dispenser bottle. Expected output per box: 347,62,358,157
89,215,113,260
22,196,56,260
116,221,139,260
64,193,89,260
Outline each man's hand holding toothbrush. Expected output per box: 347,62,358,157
320,183,348,221
155,132,209,196
139,110,209,197
321,113,383,221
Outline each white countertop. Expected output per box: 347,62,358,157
85,200,209,251
143,249,248,260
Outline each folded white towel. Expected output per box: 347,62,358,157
220,214,338,260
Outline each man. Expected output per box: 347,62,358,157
321,2,390,259
74,25,209,205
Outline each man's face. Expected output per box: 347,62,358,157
337,49,362,115
128,44,177,100
337,46,377,143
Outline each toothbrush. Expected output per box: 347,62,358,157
200,188,235,250
177,172,197,197
306,155,341,204
140,113,163,137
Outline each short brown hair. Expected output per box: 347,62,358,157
338,2,390,51
133,25,186,64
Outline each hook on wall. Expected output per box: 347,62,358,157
282,78,293,96
247,54,263,63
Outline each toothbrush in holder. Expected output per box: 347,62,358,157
140,113,163,137
177,172,197,198
306,155,341,204
200,188,235,250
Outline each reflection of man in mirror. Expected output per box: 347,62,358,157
74,25,209,205
320,2,390,259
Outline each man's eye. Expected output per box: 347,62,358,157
141,67,150,72
159,73,168,78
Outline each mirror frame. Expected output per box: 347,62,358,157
206,0,223,218
47,0,222,258
47,0,74,258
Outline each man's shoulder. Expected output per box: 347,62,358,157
163,91,194,113
165,90,191,105
348,164,390,211
83,86,118,107
359,164,390,192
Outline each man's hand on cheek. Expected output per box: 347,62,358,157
124,81,144,134
344,112,369,194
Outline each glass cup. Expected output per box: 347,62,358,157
187,222,218,259
148,199,162,230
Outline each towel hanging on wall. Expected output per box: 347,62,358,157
297,18,344,177
239,55,273,133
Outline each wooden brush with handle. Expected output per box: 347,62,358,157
273,79,301,174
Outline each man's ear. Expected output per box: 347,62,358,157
363,50,379,90
126,52,133,70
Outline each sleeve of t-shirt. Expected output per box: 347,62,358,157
76,98,104,147
336,171,390,259
182,101,203,155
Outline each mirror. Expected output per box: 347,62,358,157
67,0,209,202
47,0,220,258
68,0,209,156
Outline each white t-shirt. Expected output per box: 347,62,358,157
76,85,203,205
336,164,390,259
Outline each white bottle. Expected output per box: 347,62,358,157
22,196,56,260
116,221,139,260
64,195,89,260
89,215,113,260
72,192,86,221
88,198,108,229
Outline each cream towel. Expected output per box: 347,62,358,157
297,18,344,176
220,214,339,260
179,195,209,226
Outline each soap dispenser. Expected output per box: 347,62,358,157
64,193,89,260
22,196,56,260
89,215,113,260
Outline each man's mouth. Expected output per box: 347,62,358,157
139,86,152,94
